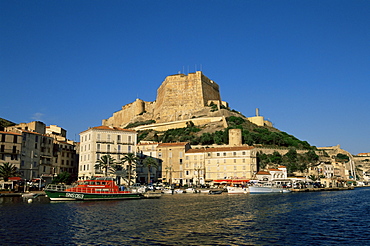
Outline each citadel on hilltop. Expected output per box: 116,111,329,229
102,71,272,131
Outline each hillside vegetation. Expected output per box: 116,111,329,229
137,116,315,150
0,118,16,131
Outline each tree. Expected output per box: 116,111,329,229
142,157,159,184
52,172,73,185
121,153,139,187
95,155,116,177
0,162,19,182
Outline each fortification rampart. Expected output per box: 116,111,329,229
133,116,227,132
103,71,223,127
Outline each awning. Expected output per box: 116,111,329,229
213,179,250,184
8,177,22,181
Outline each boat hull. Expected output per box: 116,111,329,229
227,186,248,194
249,186,291,194
45,190,142,201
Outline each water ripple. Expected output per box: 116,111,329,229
1,188,370,245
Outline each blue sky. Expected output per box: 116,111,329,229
1,0,369,154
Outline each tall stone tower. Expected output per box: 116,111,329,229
229,128,242,146
102,71,224,127
153,71,222,122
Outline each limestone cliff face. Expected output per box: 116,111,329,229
102,71,224,128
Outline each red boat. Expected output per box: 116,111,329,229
45,177,142,201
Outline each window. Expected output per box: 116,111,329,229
223,153,226,156
118,145,121,153
242,151,246,155
117,135,121,142
13,135,17,143
97,134,101,141
158,152,162,158
1,134,5,142
107,145,110,152
128,136,132,143
107,135,111,142
233,152,236,156
97,144,100,151
179,159,183,164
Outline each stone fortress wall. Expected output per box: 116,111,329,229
102,71,270,131
102,71,226,128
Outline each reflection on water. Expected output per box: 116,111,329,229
1,188,370,245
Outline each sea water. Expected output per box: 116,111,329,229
1,187,370,245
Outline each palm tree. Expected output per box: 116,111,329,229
95,155,116,177
0,162,19,182
143,157,159,184
121,153,139,187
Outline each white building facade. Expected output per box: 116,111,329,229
78,126,137,180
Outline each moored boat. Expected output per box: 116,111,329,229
249,182,291,194
209,190,223,195
44,177,142,201
226,186,248,194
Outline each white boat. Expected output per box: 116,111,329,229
199,189,211,193
227,186,248,194
185,188,197,193
249,182,291,194
161,189,173,194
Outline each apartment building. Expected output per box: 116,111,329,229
136,142,160,183
0,131,22,169
78,126,137,180
185,146,257,185
156,142,191,185
5,121,78,183
20,130,54,182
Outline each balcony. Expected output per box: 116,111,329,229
0,148,20,154
96,150,130,155
96,139,114,144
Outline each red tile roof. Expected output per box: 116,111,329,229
256,171,270,175
157,142,189,148
186,146,254,153
0,131,22,136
